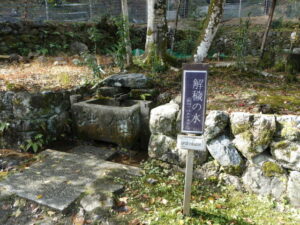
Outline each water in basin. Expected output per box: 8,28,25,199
88,99,137,107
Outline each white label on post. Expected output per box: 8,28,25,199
177,135,206,151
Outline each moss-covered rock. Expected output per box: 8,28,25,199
242,164,287,200
262,161,284,177
231,113,276,159
270,115,300,171
271,141,300,171
148,134,208,167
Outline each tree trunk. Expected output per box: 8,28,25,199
121,0,133,67
144,0,168,64
194,0,225,63
260,0,277,59
238,0,242,18
171,0,183,50
24,0,28,20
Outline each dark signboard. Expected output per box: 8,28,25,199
181,64,208,134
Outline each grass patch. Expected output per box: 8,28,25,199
118,160,300,225
257,95,300,113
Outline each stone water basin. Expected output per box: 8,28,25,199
72,98,141,148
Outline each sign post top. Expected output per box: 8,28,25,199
183,63,209,71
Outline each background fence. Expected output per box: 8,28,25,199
0,0,299,24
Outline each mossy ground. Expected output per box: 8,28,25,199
116,160,300,225
149,65,299,115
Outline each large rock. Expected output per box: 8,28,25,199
274,115,300,142
287,171,300,207
148,134,207,167
271,141,300,171
103,73,151,89
219,173,243,190
207,135,243,168
194,160,220,180
271,115,300,171
80,193,114,212
205,111,229,141
231,112,276,159
150,103,179,137
70,41,88,54
242,164,287,200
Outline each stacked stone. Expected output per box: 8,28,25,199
149,97,300,207
0,91,71,149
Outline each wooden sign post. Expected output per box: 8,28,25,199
178,64,208,216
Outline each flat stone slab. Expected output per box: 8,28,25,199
102,73,150,88
0,149,140,212
68,145,116,160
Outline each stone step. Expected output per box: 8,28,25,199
0,149,140,212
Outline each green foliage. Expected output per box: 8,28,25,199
108,17,130,71
86,25,105,78
0,122,10,135
174,30,197,55
21,134,46,153
81,52,104,79
143,44,168,73
273,61,286,72
151,58,168,73
108,42,127,71
140,93,152,101
234,14,251,70
271,17,284,29
87,25,103,54
259,51,275,69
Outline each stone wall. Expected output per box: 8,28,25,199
0,20,295,58
0,20,146,56
0,90,72,149
148,98,300,207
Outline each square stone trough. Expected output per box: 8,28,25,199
72,98,150,149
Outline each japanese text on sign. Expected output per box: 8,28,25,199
181,70,208,134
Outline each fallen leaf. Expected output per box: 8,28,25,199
0,171,8,177
119,197,128,204
129,218,141,225
150,198,155,204
216,204,225,209
208,196,215,203
36,194,43,199
47,211,56,216
141,194,149,200
14,208,22,218
13,199,20,207
2,204,10,210
161,199,168,205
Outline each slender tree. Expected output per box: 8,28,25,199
144,0,168,64
260,0,277,59
121,0,133,67
171,0,183,50
194,0,225,63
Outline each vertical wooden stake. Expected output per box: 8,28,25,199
183,149,194,216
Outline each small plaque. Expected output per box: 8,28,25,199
177,135,206,151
